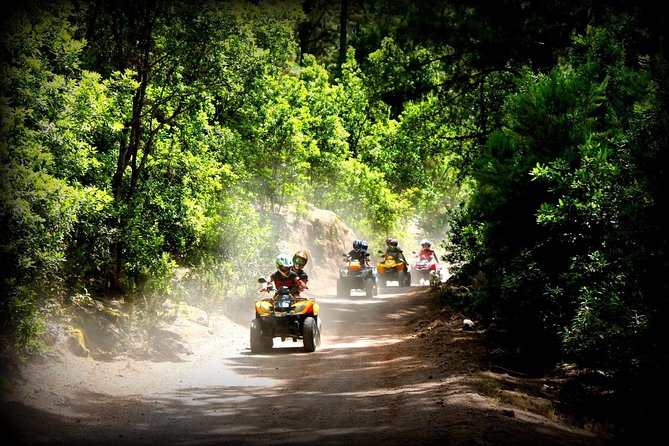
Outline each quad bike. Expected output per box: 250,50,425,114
337,257,378,298
376,253,411,288
411,255,443,287
250,278,322,353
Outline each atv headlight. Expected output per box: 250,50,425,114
293,300,313,314
276,299,291,311
293,299,318,314
256,300,272,316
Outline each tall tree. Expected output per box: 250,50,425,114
79,0,302,290
0,2,113,349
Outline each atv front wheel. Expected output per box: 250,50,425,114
365,278,374,298
303,317,318,352
402,271,412,287
429,272,441,288
250,319,272,353
336,279,350,298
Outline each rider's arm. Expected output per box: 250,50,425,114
261,275,274,294
295,277,308,289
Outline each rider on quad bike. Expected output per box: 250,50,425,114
269,253,308,293
291,250,309,288
383,238,408,265
346,239,371,266
384,237,403,253
418,239,439,264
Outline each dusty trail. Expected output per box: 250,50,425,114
1,283,608,445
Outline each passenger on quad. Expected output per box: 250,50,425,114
267,254,308,294
418,239,440,264
383,238,408,265
360,240,371,267
345,240,370,266
291,250,309,286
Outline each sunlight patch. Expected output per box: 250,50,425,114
325,337,402,349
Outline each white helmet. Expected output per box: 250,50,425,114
276,254,293,277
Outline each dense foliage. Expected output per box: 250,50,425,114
1,0,667,439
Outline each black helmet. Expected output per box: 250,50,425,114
353,239,362,250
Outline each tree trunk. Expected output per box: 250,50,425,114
108,4,154,292
338,0,349,69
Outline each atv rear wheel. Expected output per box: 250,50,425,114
303,317,318,352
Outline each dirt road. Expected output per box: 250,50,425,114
1,284,609,445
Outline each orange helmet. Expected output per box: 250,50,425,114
293,250,309,268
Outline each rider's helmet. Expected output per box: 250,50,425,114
360,240,369,251
389,238,399,248
386,237,393,246
353,239,362,250
293,250,309,269
276,254,293,277
421,239,431,248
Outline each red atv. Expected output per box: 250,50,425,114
411,254,442,287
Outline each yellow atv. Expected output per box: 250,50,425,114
250,278,322,353
376,253,411,289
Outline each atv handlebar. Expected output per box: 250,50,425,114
258,283,308,294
